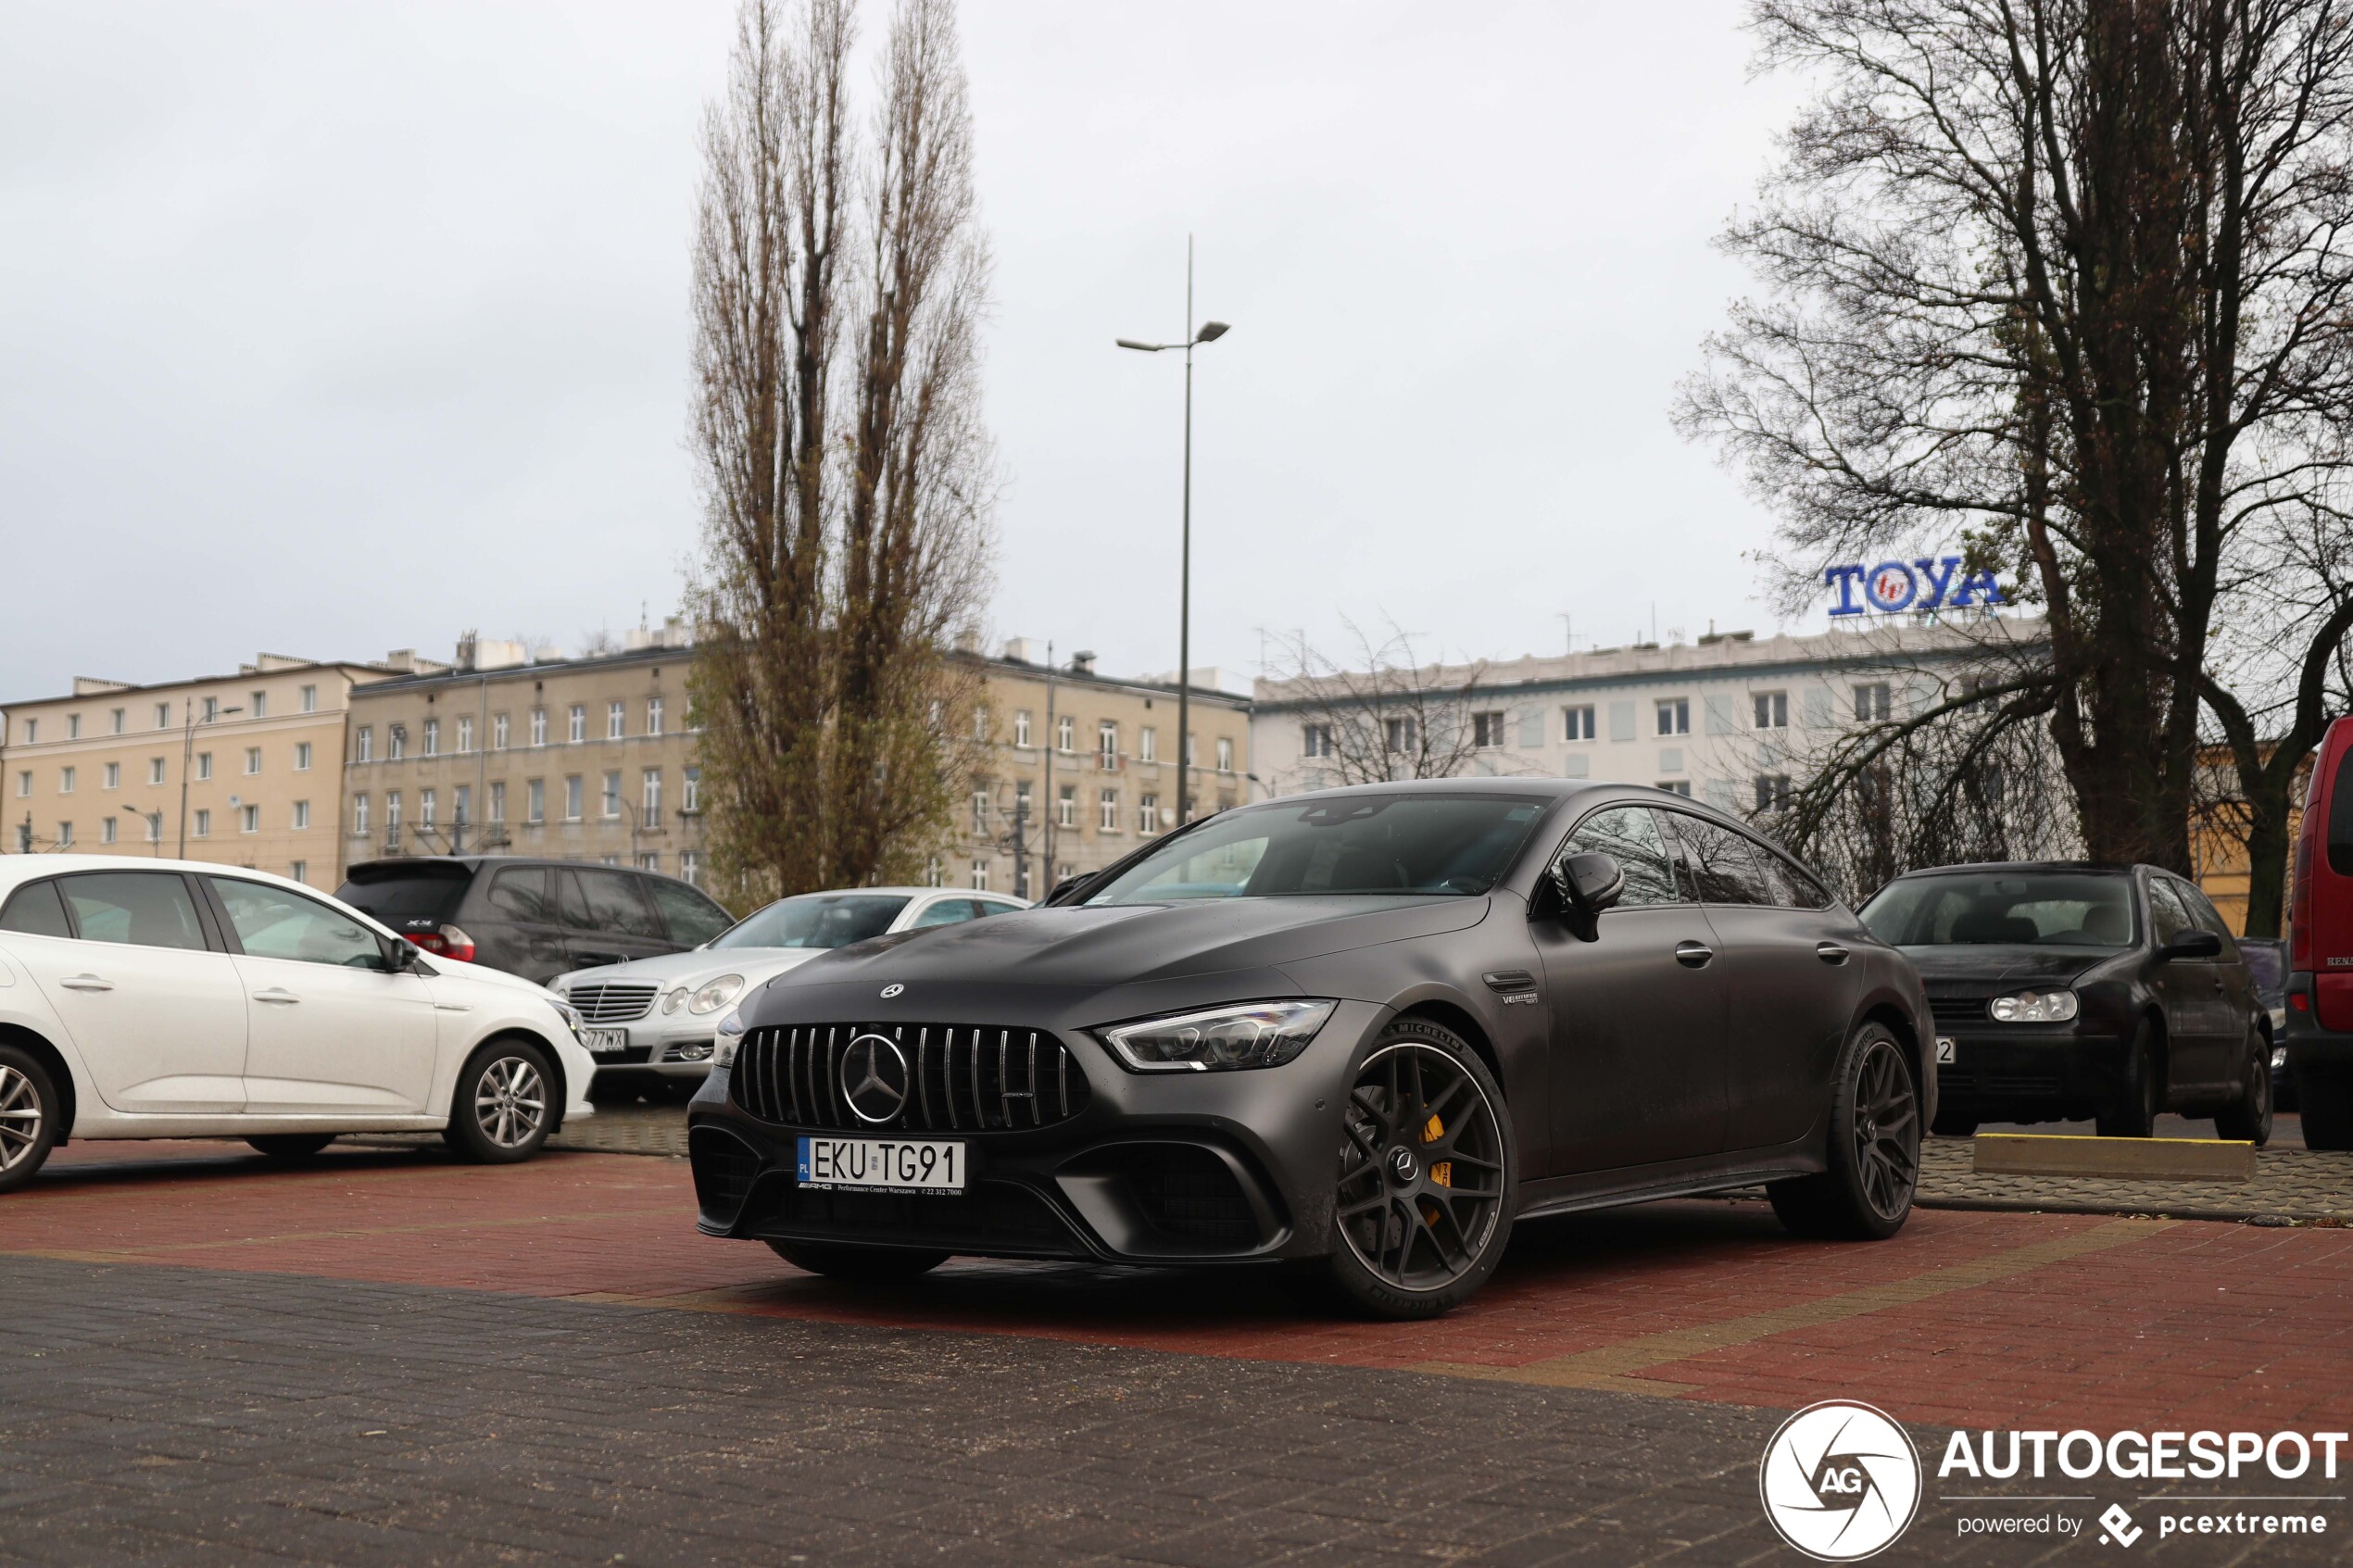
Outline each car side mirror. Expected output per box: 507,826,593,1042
2159,929,2223,960
383,935,419,972
1551,851,1625,914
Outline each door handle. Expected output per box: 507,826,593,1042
252,988,301,1006
1817,942,1850,965
58,973,113,992
1674,940,1714,969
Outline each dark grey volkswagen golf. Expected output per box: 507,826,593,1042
686,780,1932,1317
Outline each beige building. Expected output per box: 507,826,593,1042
1,655,399,887
342,627,710,885
954,641,1255,900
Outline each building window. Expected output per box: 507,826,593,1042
682,766,700,813
608,701,625,740
681,850,702,887
292,800,310,830
601,772,621,819
155,702,170,729
565,776,583,821
527,779,546,823
420,790,436,829
195,753,212,782
494,713,510,749
642,769,662,822
971,859,989,892
103,761,120,789
1057,784,1076,828
388,724,405,760
1139,726,1157,763
101,817,118,845
1216,736,1235,772
1014,710,1032,747
925,856,943,887
1139,793,1158,833
58,767,74,795
194,809,211,838
299,684,317,714
1100,788,1119,831
149,758,165,785
1056,714,1075,752
385,793,402,830
1655,698,1690,736
19,719,33,744
356,726,373,762
12,771,26,797
251,692,268,720
1854,683,1892,722
1384,717,1417,754
972,787,989,834
422,719,439,757
648,696,664,737
1754,692,1789,730
1563,705,1596,743
67,714,81,740
531,709,547,747
489,781,507,822
1656,780,1692,797
353,795,370,834
1098,721,1119,766
109,708,124,735
143,813,160,844
457,715,474,754
1471,711,1507,749
569,705,586,744
295,742,311,771
202,697,218,722
635,852,660,872
289,860,308,884
245,746,261,775
1302,723,1333,759
973,706,989,743
57,822,72,847
1755,774,1792,813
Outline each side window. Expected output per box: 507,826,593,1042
2176,880,2238,952
486,867,551,922
1663,813,1777,907
2147,878,2194,945
910,898,979,928
577,869,663,937
1772,852,1837,910
57,872,208,952
646,878,732,946
556,870,598,931
208,879,384,970
1557,805,1679,909
975,899,1021,920
0,880,71,938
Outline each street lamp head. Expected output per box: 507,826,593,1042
1114,338,1164,352
1194,320,1230,344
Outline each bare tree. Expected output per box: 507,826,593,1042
1262,621,1492,786
687,0,992,902
1681,0,2353,932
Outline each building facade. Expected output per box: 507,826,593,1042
342,630,708,885
952,641,1254,899
1,655,398,886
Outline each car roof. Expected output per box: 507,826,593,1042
341,854,712,889
0,855,332,898
1884,860,2145,878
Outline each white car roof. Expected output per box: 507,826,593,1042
0,855,323,897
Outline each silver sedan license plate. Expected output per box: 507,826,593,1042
798,1135,965,1195
583,1027,629,1055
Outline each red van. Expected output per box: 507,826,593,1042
2284,715,2353,1148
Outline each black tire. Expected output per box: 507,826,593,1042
1322,1016,1516,1320
766,1239,950,1282
2300,1069,2353,1152
1768,1022,1919,1242
2214,1027,2273,1147
1931,1110,1979,1138
2095,1022,2161,1139
245,1135,336,1160
444,1038,557,1164
0,1045,60,1196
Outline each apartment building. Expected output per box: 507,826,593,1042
342,628,708,884
953,640,1254,900
1,655,399,885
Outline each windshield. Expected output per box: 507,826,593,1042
335,864,470,925
1083,794,1548,905
711,893,911,949
1859,872,2135,947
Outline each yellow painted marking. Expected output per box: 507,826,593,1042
0,1207,684,1262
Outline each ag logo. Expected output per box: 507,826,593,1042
1758,1400,1921,1561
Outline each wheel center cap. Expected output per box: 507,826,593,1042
1860,1115,1878,1141
1388,1146,1419,1185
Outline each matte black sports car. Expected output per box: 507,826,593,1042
1857,863,2270,1143
686,780,1933,1318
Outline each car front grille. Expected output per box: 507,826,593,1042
1929,996,1989,1027
568,983,660,1023
728,1022,1092,1133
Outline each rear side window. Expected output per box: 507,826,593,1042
1663,813,1777,907
336,864,471,926
58,872,208,951
486,867,551,922
0,880,70,938
2332,748,2353,876
577,869,663,937
2147,879,2194,945
645,878,731,945
1558,806,1680,908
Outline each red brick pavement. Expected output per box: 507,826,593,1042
12,1140,2350,1436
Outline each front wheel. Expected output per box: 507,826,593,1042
767,1240,950,1282
1769,1024,1919,1241
1322,1018,1516,1320
2095,1022,2161,1138
444,1039,556,1163
0,1047,59,1195
2214,1027,2273,1146
246,1135,336,1160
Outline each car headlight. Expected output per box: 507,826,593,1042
1990,988,2080,1023
713,1009,748,1068
689,974,745,1015
661,986,687,1015
547,997,585,1037
1097,999,1336,1073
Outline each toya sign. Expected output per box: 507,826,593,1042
1825,557,2007,617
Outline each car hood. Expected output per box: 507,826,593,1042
768,896,1492,997
1901,945,2113,988
425,956,564,1007
556,947,826,991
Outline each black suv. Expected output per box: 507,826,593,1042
337,856,735,985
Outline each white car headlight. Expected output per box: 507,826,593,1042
690,974,746,1015
1097,1000,1335,1073
661,986,688,1015
547,997,585,1036
1990,988,2079,1023
713,1009,748,1067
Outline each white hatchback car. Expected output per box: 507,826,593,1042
554,886,1027,1091
0,856,596,1192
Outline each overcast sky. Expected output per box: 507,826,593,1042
0,1,1813,700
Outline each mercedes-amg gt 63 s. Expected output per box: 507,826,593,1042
686,780,1933,1317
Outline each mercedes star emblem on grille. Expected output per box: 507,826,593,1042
840,1032,911,1123
880,983,905,998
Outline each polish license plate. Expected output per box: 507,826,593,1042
583,1028,629,1055
797,1135,966,1195
1935,1036,1957,1064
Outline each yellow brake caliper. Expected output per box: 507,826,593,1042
1421,1113,1450,1225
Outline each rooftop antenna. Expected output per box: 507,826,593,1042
1557,612,1573,656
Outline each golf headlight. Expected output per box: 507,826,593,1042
713,1009,747,1068
689,974,745,1015
1990,988,2079,1022
661,986,687,1014
1098,999,1336,1073
548,997,585,1036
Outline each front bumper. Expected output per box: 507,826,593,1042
583,1022,719,1082
1931,1022,2132,1121
686,1000,1383,1265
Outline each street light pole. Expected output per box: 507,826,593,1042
1118,236,1229,829
178,701,241,859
